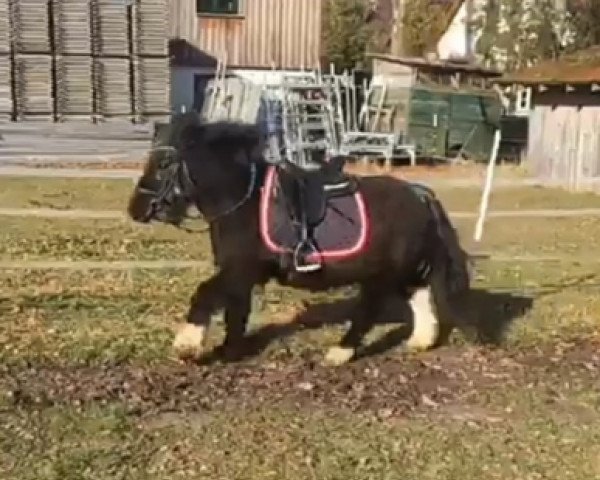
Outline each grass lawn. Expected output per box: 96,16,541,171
0,177,134,211
1,177,600,479
3,215,600,261
4,175,600,212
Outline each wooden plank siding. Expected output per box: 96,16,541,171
528,105,600,191
168,0,323,69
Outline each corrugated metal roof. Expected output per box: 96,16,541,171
498,46,600,84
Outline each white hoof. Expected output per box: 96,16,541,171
405,286,439,351
173,324,206,360
324,346,355,366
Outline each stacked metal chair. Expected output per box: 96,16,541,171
277,74,341,170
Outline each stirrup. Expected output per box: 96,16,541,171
293,240,322,273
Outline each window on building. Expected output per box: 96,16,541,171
197,0,240,15
515,87,532,115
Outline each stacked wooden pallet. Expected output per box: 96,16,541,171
9,0,53,119
13,54,53,118
53,0,92,55
52,0,93,119
133,0,168,56
134,56,170,118
56,56,93,117
132,0,169,119
0,0,10,54
0,55,11,120
10,0,51,54
0,0,9,119
90,0,133,119
91,0,130,57
1,0,170,123
94,57,132,117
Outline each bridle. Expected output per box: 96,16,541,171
135,145,258,230
135,146,192,223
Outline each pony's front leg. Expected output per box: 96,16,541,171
173,272,224,360
325,283,384,366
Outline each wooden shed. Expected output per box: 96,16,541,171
497,46,600,191
365,54,502,161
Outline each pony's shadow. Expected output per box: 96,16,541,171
360,288,534,359
198,288,534,364
198,298,355,365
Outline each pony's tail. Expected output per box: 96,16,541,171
429,197,471,297
432,199,471,294
423,197,473,345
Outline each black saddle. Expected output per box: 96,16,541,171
277,155,358,227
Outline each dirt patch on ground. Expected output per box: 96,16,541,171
3,339,598,421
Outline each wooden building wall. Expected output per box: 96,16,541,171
168,0,323,69
528,98,600,191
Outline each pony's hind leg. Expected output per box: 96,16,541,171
404,285,440,351
404,250,470,350
324,283,383,366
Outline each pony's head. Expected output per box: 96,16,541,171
127,116,265,226
128,112,200,225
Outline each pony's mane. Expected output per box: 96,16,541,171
154,112,201,149
201,121,262,145
153,114,263,155
180,119,263,153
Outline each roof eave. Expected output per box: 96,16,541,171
495,78,600,85
367,53,502,77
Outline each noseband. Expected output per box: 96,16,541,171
136,145,258,227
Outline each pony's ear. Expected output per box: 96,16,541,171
179,124,205,148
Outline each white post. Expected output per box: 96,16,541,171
474,128,502,242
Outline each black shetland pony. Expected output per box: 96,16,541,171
128,114,471,366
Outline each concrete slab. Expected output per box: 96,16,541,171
0,120,152,165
